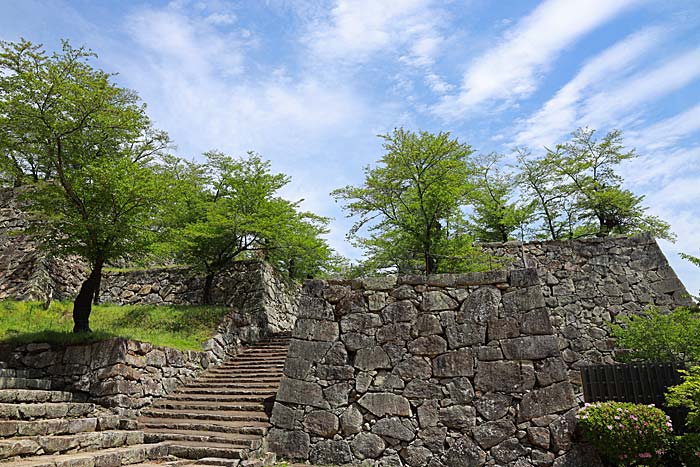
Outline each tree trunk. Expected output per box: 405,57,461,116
92,269,102,305
73,259,103,333
202,272,215,305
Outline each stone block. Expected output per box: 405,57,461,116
276,377,329,409
439,405,476,430
294,318,339,342
372,417,415,441
474,392,512,420
473,420,516,449
340,404,363,435
394,356,432,380
521,309,552,335
458,286,500,324
351,432,386,459
510,268,539,287
404,379,442,399
288,339,332,363
446,323,486,348
267,428,310,459
502,287,546,314
356,346,392,371
358,392,411,417
303,410,339,438
414,314,442,336
298,296,334,319
501,335,560,360
432,350,474,377
408,336,447,356
382,300,418,323
324,382,352,408
444,437,486,467
475,361,533,393
518,382,576,421
422,291,458,311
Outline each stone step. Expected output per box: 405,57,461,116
175,388,277,396
0,430,146,460
144,429,261,448
183,382,279,390
164,441,246,460
214,363,285,370
0,415,124,438
202,370,283,377
0,377,53,390
151,400,266,412
177,459,241,467
166,394,272,403
139,409,268,423
0,402,100,420
194,377,281,384
7,442,169,467
0,389,87,403
138,418,270,435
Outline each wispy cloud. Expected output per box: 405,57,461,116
303,0,444,66
434,0,639,118
514,27,664,148
628,104,700,152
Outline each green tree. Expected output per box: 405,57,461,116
164,151,333,303
548,128,673,240
0,39,170,332
469,153,536,242
332,128,486,274
610,307,700,364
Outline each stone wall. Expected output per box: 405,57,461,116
483,234,692,385
267,270,591,467
0,305,265,417
0,187,86,301
100,260,300,334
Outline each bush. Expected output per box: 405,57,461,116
610,306,700,363
667,366,700,431
672,434,700,467
577,401,673,466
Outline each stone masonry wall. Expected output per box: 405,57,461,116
0,187,86,301
0,305,265,417
483,234,692,385
100,260,300,334
267,270,591,467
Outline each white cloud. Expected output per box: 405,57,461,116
580,48,700,128
515,27,664,148
304,0,443,66
434,0,639,118
628,105,700,151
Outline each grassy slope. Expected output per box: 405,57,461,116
0,301,231,350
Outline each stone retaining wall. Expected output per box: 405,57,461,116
267,270,592,467
100,261,300,334
0,187,86,301
484,234,692,385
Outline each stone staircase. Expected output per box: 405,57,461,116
0,336,291,467
138,336,290,465
0,368,166,466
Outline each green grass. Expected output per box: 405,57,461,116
0,300,231,350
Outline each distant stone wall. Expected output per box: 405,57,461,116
267,270,592,467
483,234,692,385
100,260,300,334
0,187,86,301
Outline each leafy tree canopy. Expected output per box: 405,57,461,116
333,128,493,274
0,38,171,332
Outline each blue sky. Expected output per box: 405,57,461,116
2,0,699,292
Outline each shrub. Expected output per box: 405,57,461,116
667,366,700,431
577,401,673,466
673,434,700,467
610,306,700,363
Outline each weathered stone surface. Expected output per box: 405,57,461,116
358,393,411,417
340,405,363,435
322,342,349,366
422,291,458,311
445,377,474,404
502,286,546,314
372,417,415,441
356,346,392,371
432,350,474,377
444,437,486,467
267,428,310,459
475,361,532,392
395,356,432,380
459,287,500,325
527,427,550,450
401,445,432,467
351,432,386,459
408,336,447,357
521,308,552,335
303,411,339,439
414,314,442,336
473,420,516,449
340,313,382,333
382,300,418,323
403,379,442,399
510,268,539,287
519,382,577,421
276,378,329,409
535,357,568,386
491,438,527,464
474,393,512,421
310,439,353,465
293,318,340,342
445,324,486,348
439,405,476,430
342,332,376,351
270,403,299,430
501,335,560,360
324,382,352,408
417,399,439,428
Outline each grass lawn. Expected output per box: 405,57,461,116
0,300,231,350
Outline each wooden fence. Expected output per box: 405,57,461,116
581,362,688,433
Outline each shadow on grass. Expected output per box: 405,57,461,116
0,330,118,347
109,304,231,333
